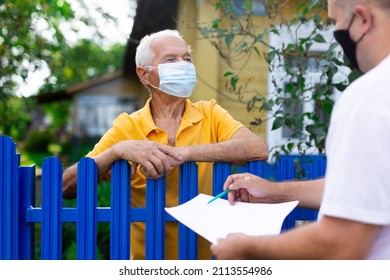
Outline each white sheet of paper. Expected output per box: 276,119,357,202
165,193,298,244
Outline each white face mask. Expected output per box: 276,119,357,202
148,61,197,98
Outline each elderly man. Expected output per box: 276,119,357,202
211,0,390,259
62,29,268,259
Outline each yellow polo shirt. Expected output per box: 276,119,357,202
86,98,243,259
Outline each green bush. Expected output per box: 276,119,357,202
24,129,57,153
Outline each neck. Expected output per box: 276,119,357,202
150,93,186,120
361,38,390,73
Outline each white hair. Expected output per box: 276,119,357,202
135,29,190,67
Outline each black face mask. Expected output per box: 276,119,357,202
333,15,366,71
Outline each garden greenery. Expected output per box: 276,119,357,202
195,0,361,158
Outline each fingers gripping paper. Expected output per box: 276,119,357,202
165,194,298,244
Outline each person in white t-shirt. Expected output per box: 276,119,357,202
210,0,390,259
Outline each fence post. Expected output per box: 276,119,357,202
110,160,130,260
76,158,98,260
18,165,36,259
0,136,19,260
41,157,63,260
146,176,166,260
178,162,198,260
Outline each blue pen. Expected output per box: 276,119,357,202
207,189,231,204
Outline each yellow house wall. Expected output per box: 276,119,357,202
177,0,323,139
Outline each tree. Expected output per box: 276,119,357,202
195,0,361,158
0,0,128,140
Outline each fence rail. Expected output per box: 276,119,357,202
0,135,325,260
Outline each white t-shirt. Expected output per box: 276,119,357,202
319,53,390,259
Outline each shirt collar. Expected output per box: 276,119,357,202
138,98,204,136
179,99,204,131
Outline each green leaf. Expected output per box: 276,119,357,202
211,18,221,29
313,13,322,25
223,71,234,77
266,51,276,63
270,28,280,36
236,41,248,52
271,117,285,130
253,46,260,57
328,42,339,53
323,102,333,114
287,142,295,152
225,33,234,49
256,33,264,42
296,2,307,11
326,65,338,81
200,27,210,37
348,69,363,83
312,34,326,43
230,75,239,89
243,0,253,13
260,101,273,112
334,82,347,92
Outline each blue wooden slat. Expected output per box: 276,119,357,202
278,158,295,181
155,176,166,259
110,160,131,260
178,162,198,260
76,158,98,260
41,157,63,260
18,166,36,260
145,179,155,259
0,136,19,260
245,160,264,177
279,158,298,231
212,162,231,196
145,176,166,260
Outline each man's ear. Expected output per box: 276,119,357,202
354,5,373,38
136,66,150,86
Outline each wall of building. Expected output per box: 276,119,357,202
176,0,325,140
176,0,278,139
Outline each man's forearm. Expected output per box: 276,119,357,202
182,138,268,163
280,178,324,210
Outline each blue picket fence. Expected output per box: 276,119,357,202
0,135,326,260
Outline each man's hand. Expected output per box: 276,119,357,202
223,173,280,205
116,140,183,179
210,233,253,260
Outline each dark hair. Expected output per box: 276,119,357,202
335,0,390,9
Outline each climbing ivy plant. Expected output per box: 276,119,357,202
195,0,361,158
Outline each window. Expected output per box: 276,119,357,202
267,21,348,156
233,0,267,16
76,95,139,137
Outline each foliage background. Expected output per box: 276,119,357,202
0,0,125,144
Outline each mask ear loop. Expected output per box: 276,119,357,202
143,66,162,92
149,83,161,91
347,14,356,30
145,65,157,71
